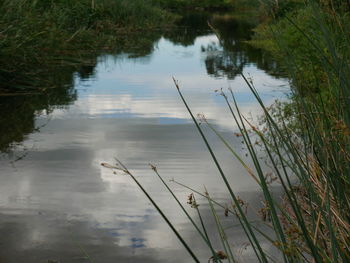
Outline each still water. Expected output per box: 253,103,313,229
0,15,288,262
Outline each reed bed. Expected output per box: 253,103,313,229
0,0,174,92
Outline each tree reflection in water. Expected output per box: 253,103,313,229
0,13,285,155
203,15,284,80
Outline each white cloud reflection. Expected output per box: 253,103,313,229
51,54,288,130
0,32,289,262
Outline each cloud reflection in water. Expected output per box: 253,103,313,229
0,30,289,262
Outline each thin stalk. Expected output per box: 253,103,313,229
205,189,236,263
149,164,222,263
111,159,200,263
174,77,268,263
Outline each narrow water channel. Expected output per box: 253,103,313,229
0,14,289,262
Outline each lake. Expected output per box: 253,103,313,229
0,13,289,262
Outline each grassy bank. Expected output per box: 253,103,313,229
0,0,175,93
250,0,350,97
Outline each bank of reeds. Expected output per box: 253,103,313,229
102,0,349,262
0,0,174,93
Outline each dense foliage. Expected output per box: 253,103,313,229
0,0,174,92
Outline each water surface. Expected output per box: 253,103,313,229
0,14,289,262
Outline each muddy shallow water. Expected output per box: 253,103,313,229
0,15,289,262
